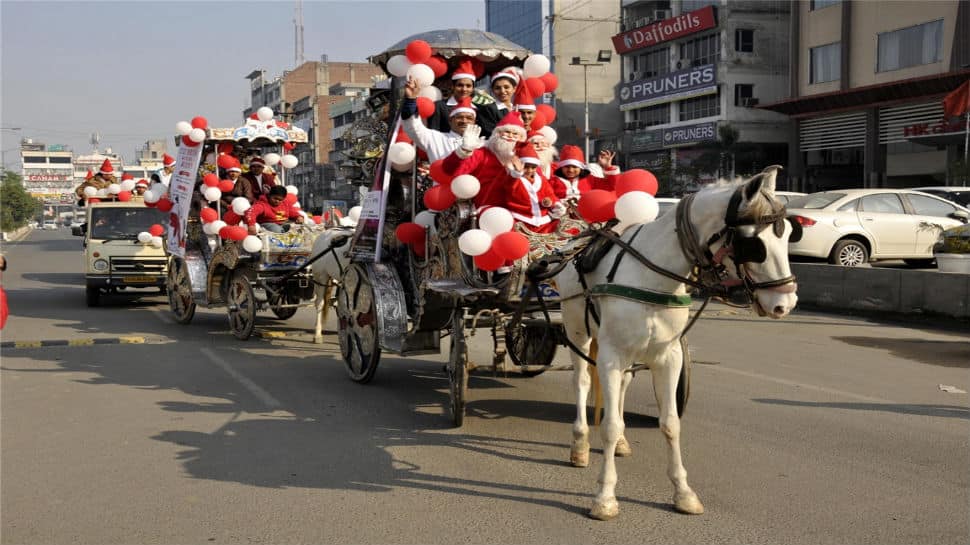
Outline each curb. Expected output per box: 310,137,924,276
1,336,147,350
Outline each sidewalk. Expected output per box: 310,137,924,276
1,225,33,243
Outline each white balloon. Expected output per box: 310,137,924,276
242,235,263,253
538,125,558,145
414,210,437,229
231,197,252,215
614,191,659,224
283,185,297,195
257,106,274,121
280,154,299,169
202,222,215,235
83,186,97,198
339,216,357,227
188,127,206,143
142,189,158,203
96,188,108,197
137,231,152,243
150,236,164,248
107,183,121,195
523,54,551,78
347,206,362,222
391,159,414,172
387,142,415,165
407,63,435,88
450,174,480,200
263,153,281,166
478,206,514,236
386,54,412,77
203,186,222,202
208,220,227,235
175,121,192,135
458,229,492,256
417,85,442,101
120,179,136,192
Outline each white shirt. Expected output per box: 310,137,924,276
402,115,464,164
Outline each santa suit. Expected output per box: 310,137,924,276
442,146,519,210
505,172,559,234
550,166,621,200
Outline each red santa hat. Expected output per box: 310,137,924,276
554,145,590,178
249,157,266,167
449,96,477,118
226,157,242,172
84,170,93,180
135,179,149,188
162,153,175,167
513,84,536,111
98,159,114,175
451,59,476,82
121,173,134,181
490,68,520,87
493,110,527,139
517,142,541,167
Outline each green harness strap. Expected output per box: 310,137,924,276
590,284,693,308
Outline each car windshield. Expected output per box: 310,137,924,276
787,192,846,209
90,208,168,239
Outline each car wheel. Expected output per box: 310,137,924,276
829,239,869,267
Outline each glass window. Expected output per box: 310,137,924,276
680,34,719,66
682,0,717,11
49,156,71,163
906,193,957,217
810,0,841,9
810,42,840,83
679,91,720,121
633,103,670,127
734,84,753,106
90,207,168,239
877,20,943,72
632,47,670,80
23,156,46,163
860,193,904,214
788,192,845,209
735,29,754,52
837,198,859,212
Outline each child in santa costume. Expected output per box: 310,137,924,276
504,143,565,234
549,145,621,202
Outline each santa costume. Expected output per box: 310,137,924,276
504,143,561,234
548,145,621,201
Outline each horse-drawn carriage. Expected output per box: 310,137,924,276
164,117,327,340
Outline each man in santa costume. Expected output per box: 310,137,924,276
426,58,502,138
241,157,277,200
149,153,176,192
74,158,116,203
504,142,565,234
401,76,480,163
527,130,557,179
512,84,538,131
219,158,250,208
549,145,620,202
134,179,150,196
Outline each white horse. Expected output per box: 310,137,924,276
310,226,355,344
556,166,799,520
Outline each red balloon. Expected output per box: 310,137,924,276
283,142,296,151
416,97,435,118
396,127,412,144
143,199,156,208
491,231,529,261
203,173,219,187
524,77,546,97
536,104,556,124
116,190,131,202
423,184,456,211
249,113,259,120
405,39,432,64
615,169,658,197
426,55,448,78
218,226,232,239
577,190,617,223
228,226,248,241
223,210,241,225
474,248,504,271
539,72,558,93
156,198,174,212
312,215,323,224
148,224,164,236
469,58,485,78
412,239,426,258
181,134,199,147
190,116,208,129
218,179,234,193
217,142,234,155
284,193,298,205
217,155,235,169
395,222,426,245
529,109,547,131
200,207,218,223
429,160,454,185
277,121,290,129
87,198,101,204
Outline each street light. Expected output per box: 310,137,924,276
570,50,612,161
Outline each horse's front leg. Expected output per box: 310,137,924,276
570,337,593,468
312,279,330,344
652,341,704,514
614,371,634,457
590,351,624,520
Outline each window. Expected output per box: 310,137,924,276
735,29,753,52
633,103,670,127
906,194,957,217
23,156,46,163
810,0,840,9
860,193,904,214
631,47,670,80
680,34,719,67
682,0,716,11
679,91,720,121
810,42,840,83
734,84,754,106
877,20,943,72
49,156,71,163
837,198,859,212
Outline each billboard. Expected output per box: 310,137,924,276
618,65,717,111
612,6,717,55
662,122,717,147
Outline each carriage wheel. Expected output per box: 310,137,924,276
167,257,195,324
268,288,298,320
226,270,256,340
337,265,381,383
447,309,469,427
505,322,559,377
676,335,691,418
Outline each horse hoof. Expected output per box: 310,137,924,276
615,436,632,457
313,336,323,345
570,449,589,468
673,491,705,515
588,500,619,521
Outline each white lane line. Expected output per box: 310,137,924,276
200,347,282,409
706,364,895,404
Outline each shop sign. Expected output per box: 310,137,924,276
629,129,663,152
619,65,716,111
662,121,717,147
612,6,717,55
903,118,966,138
629,151,668,169
26,174,72,182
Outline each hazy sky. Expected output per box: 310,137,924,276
0,0,485,168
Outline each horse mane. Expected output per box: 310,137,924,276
696,175,782,222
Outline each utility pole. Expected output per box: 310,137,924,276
294,0,305,68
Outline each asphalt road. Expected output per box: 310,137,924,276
2,228,968,545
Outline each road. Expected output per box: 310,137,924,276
2,228,968,545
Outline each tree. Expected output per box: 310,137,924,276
1,170,42,232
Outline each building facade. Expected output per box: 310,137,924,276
20,139,75,205
616,0,792,189
761,0,970,191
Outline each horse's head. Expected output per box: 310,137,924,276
716,165,798,318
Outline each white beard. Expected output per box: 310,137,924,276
487,134,517,165
536,146,555,169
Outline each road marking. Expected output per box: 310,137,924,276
706,364,896,404
199,347,281,409
1,336,148,350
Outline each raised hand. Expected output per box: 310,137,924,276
597,149,616,168
404,77,419,99
461,124,483,152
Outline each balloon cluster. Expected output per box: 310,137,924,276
176,116,208,147
460,207,530,270
575,169,661,229
136,224,165,248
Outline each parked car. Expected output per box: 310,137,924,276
43,221,58,230
908,186,970,207
656,197,680,217
775,191,807,205
786,189,970,267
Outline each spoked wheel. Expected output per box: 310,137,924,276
167,257,195,324
676,335,691,418
337,264,381,383
505,321,559,377
226,270,256,340
268,288,298,320
447,309,469,427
